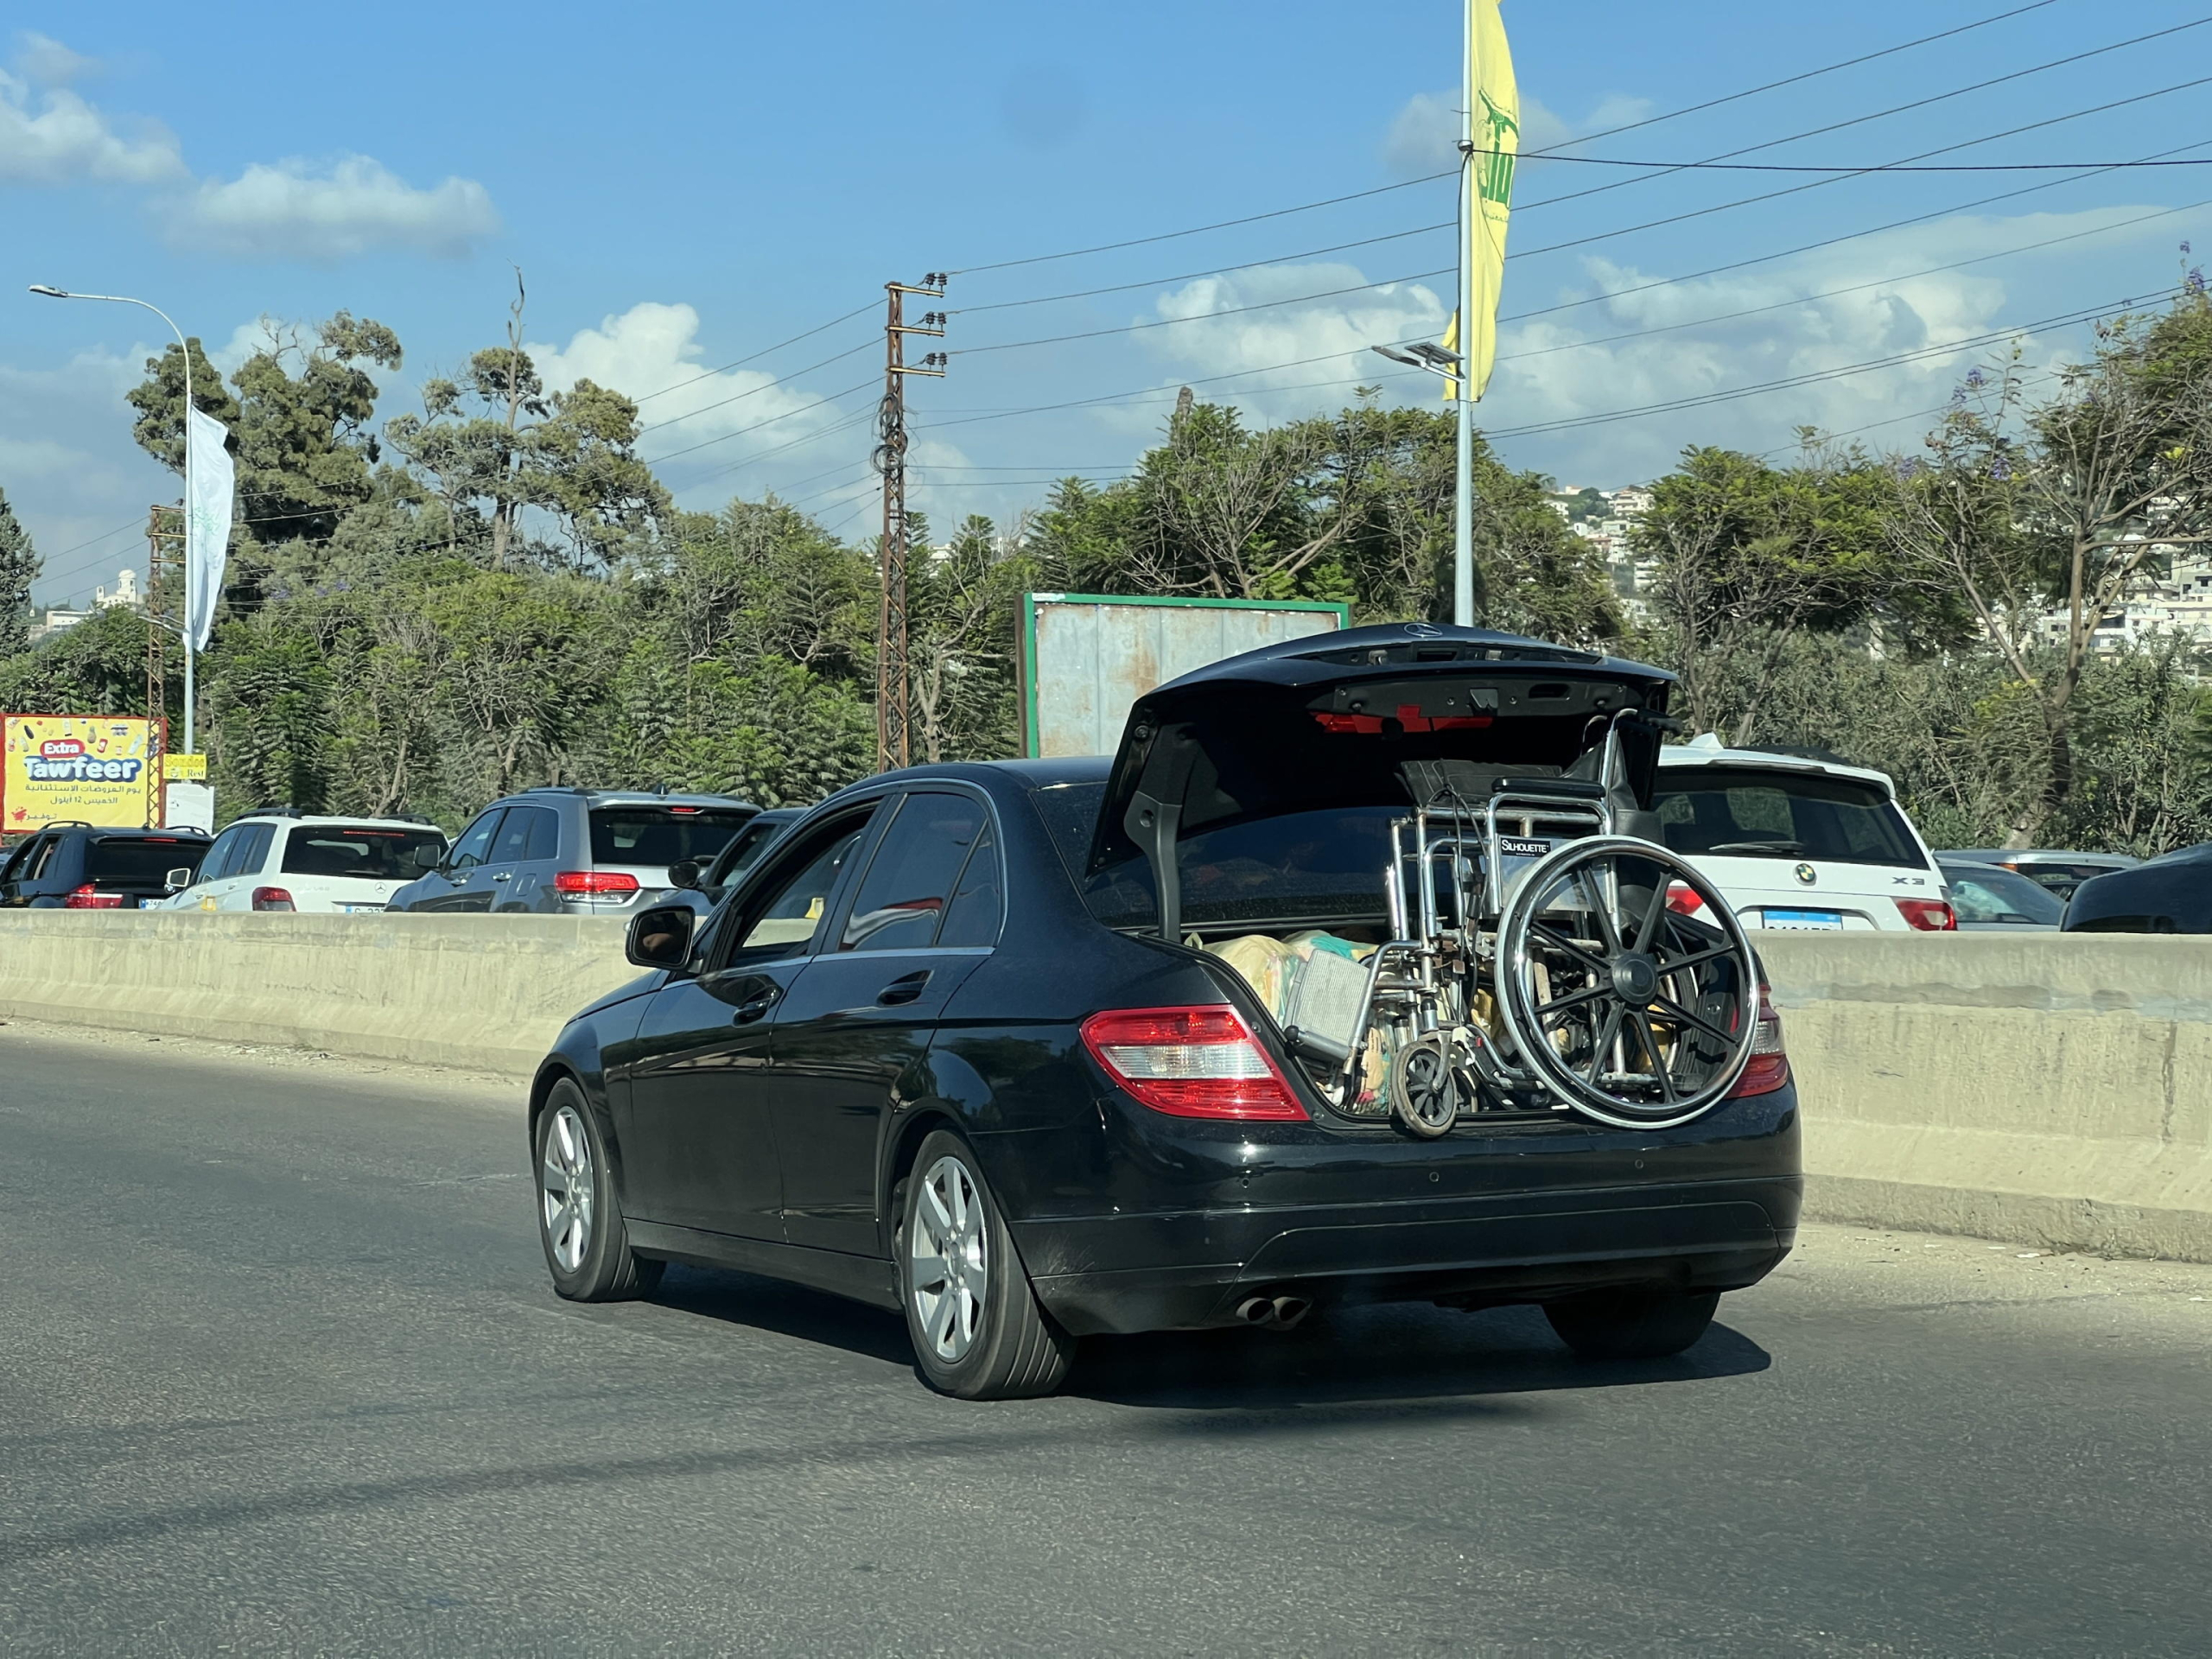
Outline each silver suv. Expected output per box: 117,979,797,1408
386,788,758,916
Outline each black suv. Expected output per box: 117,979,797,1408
0,823,214,908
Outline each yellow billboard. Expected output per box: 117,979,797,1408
3,715,162,832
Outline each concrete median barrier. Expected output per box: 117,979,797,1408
2,914,2208,1262
0,910,638,1078
1759,932,2212,1264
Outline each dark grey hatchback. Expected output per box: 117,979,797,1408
529,625,1802,1399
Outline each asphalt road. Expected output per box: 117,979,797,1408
1,1021,2206,1658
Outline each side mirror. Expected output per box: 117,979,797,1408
667,858,702,892
626,903,696,970
408,844,443,874
164,867,194,892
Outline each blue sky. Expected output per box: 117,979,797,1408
7,0,2211,607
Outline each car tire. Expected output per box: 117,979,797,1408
895,1128,1072,1401
1544,1286,1719,1360
534,1078,664,1303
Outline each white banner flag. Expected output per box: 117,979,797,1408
183,405,233,652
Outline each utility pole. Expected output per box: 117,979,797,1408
143,505,177,829
874,274,948,772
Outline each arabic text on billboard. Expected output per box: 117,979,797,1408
3,715,158,830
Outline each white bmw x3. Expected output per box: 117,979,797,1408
152,811,450,914
1649,736,1954,934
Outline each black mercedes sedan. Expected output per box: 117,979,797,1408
529,624,1802,1399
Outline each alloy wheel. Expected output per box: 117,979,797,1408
541,1103,597,1274
908,1154,988,1363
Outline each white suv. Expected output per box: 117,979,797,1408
155,811,449,914
1650,737,1953,933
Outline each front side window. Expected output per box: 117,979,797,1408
735,823,872,957
448,810,505,871
282,828,449,880
1654,767,1926,868
841,792,988,951
197,826,245,883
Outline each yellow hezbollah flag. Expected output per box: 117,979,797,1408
1446,0,1518,403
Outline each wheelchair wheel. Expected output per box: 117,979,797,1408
1389,1033,1462,1139
1492,836,1761,1130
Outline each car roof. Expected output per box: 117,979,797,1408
231,814,441,830
1655,734,1897,792
40,823,209,838
1939,848,2137,864
504,787,758,810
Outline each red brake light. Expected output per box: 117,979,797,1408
251,887,296,912
1728,988,1791,1098
1896,898,1956,931
554,870,640,895
1080,1005,1308,1122
63,884,123,909
1665,880,1707,917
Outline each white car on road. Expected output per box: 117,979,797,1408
1649,736,1953,933
153,811,448,914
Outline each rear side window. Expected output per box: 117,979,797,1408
936,823,1003,948
86,837,207,885
282,828,448,880
232,823,276,876
841,792,987,951
589,808,750,867
489,806,556,865
1654,766,1927,868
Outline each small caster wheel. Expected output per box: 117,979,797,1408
1389,1034,1461,1139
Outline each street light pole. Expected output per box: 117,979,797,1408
28,285,198,754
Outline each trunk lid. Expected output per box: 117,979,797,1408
1088,623,1677,933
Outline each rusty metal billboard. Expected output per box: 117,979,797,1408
1020,594,1349,759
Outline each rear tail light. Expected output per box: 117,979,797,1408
1665,880,1707,917
1728,988,1791,1098
1895,898,1956,931
251,887,296,912
63,885,123,909
554,870,640,896
1080,1005,1308,1122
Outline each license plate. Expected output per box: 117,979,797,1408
1762,908,1842,931
340,904,384,914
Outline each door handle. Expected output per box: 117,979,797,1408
730,987,780,1025
877,969,932,1007
492,872,512,881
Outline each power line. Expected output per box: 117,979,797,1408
1503,134,2212,329
1516,16,2212,216
1510,152,2212,175
632,300,879,404
642,378,878,467
947,171,1456,277
950,82,2212,362
635,339,874,435
1522,0,2066,158
1484,287,2174,442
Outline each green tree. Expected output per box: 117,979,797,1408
0,486,40,657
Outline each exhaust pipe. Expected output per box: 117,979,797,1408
1270,1295,1312,1329
1233,1294,1277,1325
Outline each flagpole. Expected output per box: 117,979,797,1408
1453,3,1477,628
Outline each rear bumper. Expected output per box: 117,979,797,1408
1017,1174,1798,1335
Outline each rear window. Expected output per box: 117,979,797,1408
588,807,751,868
2013,861,2127,899
1653,766,1927,868
1037,783,1395,929
85,836,208,885
1942,866,2064,926
281,827,448,880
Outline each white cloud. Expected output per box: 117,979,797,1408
0,65,183,184
1125,261,1450,429
16,32,100,86
526,302,903,511
162,155,499,260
